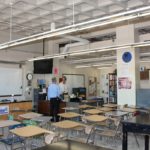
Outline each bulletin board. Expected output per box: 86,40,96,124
0,67,23,96
63,74,85,94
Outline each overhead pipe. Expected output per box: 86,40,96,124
62,35,89,53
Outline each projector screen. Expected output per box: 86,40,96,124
0,67,23,96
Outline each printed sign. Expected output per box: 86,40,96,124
118,77,132,89
0,105,9,115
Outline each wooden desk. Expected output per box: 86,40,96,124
19,112,42,119
79,104,94,109
83,115,108,123
83,109,102,115
119,108,137,113
97,107,114,112
10,125,53,138
58,112,80,119
103,104,118,108
52,120,85,129
0,120,20,128
34,139,112,150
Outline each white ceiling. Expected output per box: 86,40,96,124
0,0,149,36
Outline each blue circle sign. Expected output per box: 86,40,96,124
122,52,132,63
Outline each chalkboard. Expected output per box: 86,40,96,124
63,74,85,94
0,67,22,96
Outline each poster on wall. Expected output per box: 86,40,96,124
118,77,132,89
88,77,97,96
0,105,9,115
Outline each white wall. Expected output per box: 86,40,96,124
58,62,100,97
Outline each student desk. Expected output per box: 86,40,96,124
79,104,94,109
83,115,108,123
58,112,81,120
103,104,118,108
52,120,85,138
10,125,53,138
97,107,114,112
0,120,20,135
19,112,42,119
119,108,137,113
122,115,150,150
105,111,129,118
83,109,103,115
34,139,113,150
0,120,20,128
52,120,84,129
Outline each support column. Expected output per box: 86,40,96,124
116,24,140,105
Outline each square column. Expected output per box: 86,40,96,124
116,25,140,105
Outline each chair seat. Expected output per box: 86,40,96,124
0,137,24,145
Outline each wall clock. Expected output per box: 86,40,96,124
26,73,33,80
122,52,132,63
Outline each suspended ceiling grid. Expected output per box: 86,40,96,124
0,0,149,36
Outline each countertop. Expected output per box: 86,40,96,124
0,100,32,104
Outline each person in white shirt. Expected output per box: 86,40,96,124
59,76,68,99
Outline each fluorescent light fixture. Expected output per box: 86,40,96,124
75,65,91,68
97,66,113,69
140,60,150,63
80,15,137,31
134,43,150,48
92,63,113,67
69,50,96,56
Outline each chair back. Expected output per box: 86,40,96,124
85,126,94,135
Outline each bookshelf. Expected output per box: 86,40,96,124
108,73,117,104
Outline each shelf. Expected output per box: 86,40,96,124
108,73,117,104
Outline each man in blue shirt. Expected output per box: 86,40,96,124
48,77,60,122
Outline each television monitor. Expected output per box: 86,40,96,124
34,59,53,74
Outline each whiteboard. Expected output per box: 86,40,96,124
63,74,85,94
0,67,22,96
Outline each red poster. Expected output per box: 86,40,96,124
53,67,58,75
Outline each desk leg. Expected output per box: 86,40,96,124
145,135,149,150
122,127,128,150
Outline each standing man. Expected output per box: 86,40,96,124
59,76,68,100
48,77,60,122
